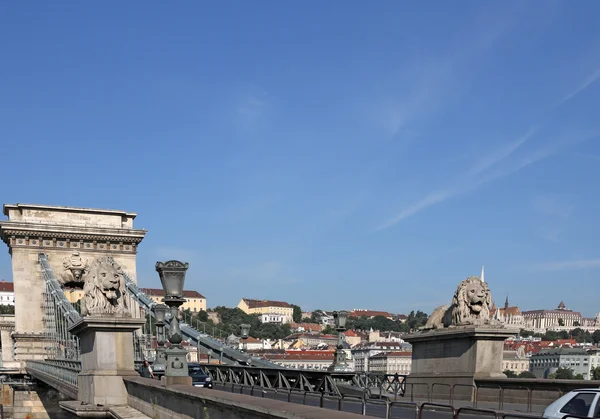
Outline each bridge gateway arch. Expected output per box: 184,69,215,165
0,203,147,366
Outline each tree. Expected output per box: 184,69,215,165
552,367,575,380
301,317,312,323
573,321,580,327
504,370,517,378
196,310,209,322
593,330,600,344
0,305,15,315
591,367,600,381
574,373,584,380
292,305,302,323
558,318,564,326
518,371,536,379
310,310,323,324
322,325,338,335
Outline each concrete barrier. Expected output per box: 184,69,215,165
123,376,378,419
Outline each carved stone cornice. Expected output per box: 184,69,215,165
0,221,146,253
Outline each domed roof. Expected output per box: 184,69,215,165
558,300,566,310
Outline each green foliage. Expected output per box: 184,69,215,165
504,369,517,378
196,310,209,322
592,330,600,344
573,321,580,327
557,318,564,326
406,311,429,330
0,304,15,315
574,373,584,380
591,366,600,380
310,310,323,324
301,317,312,323
518,371,536,379
292,305,302,323
550,367,575,380
208,306,292,340
322,325,338,335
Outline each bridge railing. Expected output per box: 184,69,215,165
25,359,81,400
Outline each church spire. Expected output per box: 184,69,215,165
505,295,509,310
481,266,485,283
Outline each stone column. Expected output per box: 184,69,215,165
0,203,146,367
69,316,145,405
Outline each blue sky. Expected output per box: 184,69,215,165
1,2,599,317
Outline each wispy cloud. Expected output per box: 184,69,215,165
533,259,600,271
373,189,457,231
468,129,534,176
531,194,574,219
373,131,597,232
558,68,600,105
235,86,270,128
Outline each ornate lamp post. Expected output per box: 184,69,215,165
156,260,192,386
329,310,351,372
240,324,251,352
152,303,168,377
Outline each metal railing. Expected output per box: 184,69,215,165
211,382,544,419
123,275,280,368
26,359,81,399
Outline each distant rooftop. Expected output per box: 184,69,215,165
242,298,292,309
141,288,205,299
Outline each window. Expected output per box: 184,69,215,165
593,396,600,418
560,393,597,416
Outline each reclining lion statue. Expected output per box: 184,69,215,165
80,257,128,317
422,276,493,329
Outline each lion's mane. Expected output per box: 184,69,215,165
80,257,128,317
422,276,492,330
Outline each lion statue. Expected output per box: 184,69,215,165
422,276,494,330
80,257,128,317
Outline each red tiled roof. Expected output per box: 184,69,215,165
491,306,521,316
243,298,292,309
141,288,205,299
291,323,322,332
0,281,14,293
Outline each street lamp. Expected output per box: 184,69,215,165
329,310,351,372
156,260,191,385
240,324,250,352
152,304,168,377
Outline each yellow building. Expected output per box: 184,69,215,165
237,298,294,323
141,288,207,312
64,288,85,304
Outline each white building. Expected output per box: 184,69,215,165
238,337,272,351
523,301,584,333
0,280,14,306
502,347,530,375
351,341,411,372
260,312,289,324
368,351,412,375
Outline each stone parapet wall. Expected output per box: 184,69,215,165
124,377,373,419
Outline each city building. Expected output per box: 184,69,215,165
237,298,293,323
262,350,335,371
260,312,288,324
368,351,412,375
491,296,525,328
368,329,405,343
502,346,530,375
530,348,589,379
238,337,272,351
283,333,338,349
351,341,412,372
344,330,365,346
64,288,84,304
141,288,207,312
523,301,583,333
290,323,323,333
0,280,14,306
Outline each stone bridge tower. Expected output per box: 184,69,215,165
0,204,146,363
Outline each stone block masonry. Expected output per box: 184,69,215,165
3,382,75,419
0,204,147,368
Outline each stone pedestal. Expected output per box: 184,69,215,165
404,327,516,400
164,346,192,387
69,316,145,406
